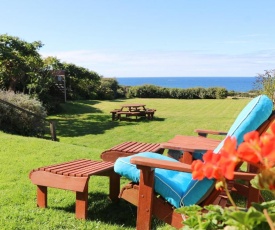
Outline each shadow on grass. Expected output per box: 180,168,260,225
54,191,166,229
57,100,102,115
54,116,165,137
49,100,165,138
54,115,136,137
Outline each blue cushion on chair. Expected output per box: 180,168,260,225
214,95,273,153
114,95,273,208
114,152,214,208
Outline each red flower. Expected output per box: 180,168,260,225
237,124,275,168
201,151,223,180
219,137,239,180
191,160,205,180
191,137,239,181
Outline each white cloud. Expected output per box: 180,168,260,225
40,49,275,77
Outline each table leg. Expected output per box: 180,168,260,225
111,112,116,121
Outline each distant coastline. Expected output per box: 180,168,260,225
116,77,256,92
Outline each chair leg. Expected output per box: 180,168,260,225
76,183,88,219
247,186,260,208
37,185,47,208
109,172,120,201
136,165,155,230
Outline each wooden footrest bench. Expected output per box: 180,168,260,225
100,141,164,162
29,159,120,219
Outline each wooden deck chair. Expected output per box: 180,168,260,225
114,95,275,230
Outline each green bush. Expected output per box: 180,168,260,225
215,87,228,99
0,90,47,137
96,78,124,100
126,85,228,99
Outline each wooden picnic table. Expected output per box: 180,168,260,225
121,103,146,111
110,103,156,121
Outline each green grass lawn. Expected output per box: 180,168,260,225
0,98,251,229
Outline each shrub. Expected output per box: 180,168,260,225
127,85,160,98
0,90,47,137
205,87,217,99
96,78,125,100
215,87,228,99
126,85,228,99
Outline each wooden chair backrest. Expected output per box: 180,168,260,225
256,110,275,135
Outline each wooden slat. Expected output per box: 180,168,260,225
52,161,96,175
129,143,159,153
100,142,163,162
70,162,114,177
126,142,149,152
32,160,114,177
120,142,141,152
110,142,161,153
36,159,87,171
110,141,135,151
44,159,90,172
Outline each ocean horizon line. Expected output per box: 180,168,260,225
115,76,255,78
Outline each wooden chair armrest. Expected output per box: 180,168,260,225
130,156,256,180
195,129,228,137
130,156,192,172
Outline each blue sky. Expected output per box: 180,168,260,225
1,0,275,77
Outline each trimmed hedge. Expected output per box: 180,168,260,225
126,84,228,99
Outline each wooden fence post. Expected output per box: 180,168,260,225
49,121,57,141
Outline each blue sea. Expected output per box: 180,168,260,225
116,77,256,92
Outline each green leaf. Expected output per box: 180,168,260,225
226,207,267,229
177,205,202,216
252,200,275,212
250,174,262,189
183,216,200,228
204,204,224,214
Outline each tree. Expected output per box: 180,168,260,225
0,34,43,92
62,62,101,99
254,69,275,100
97,78,120,99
